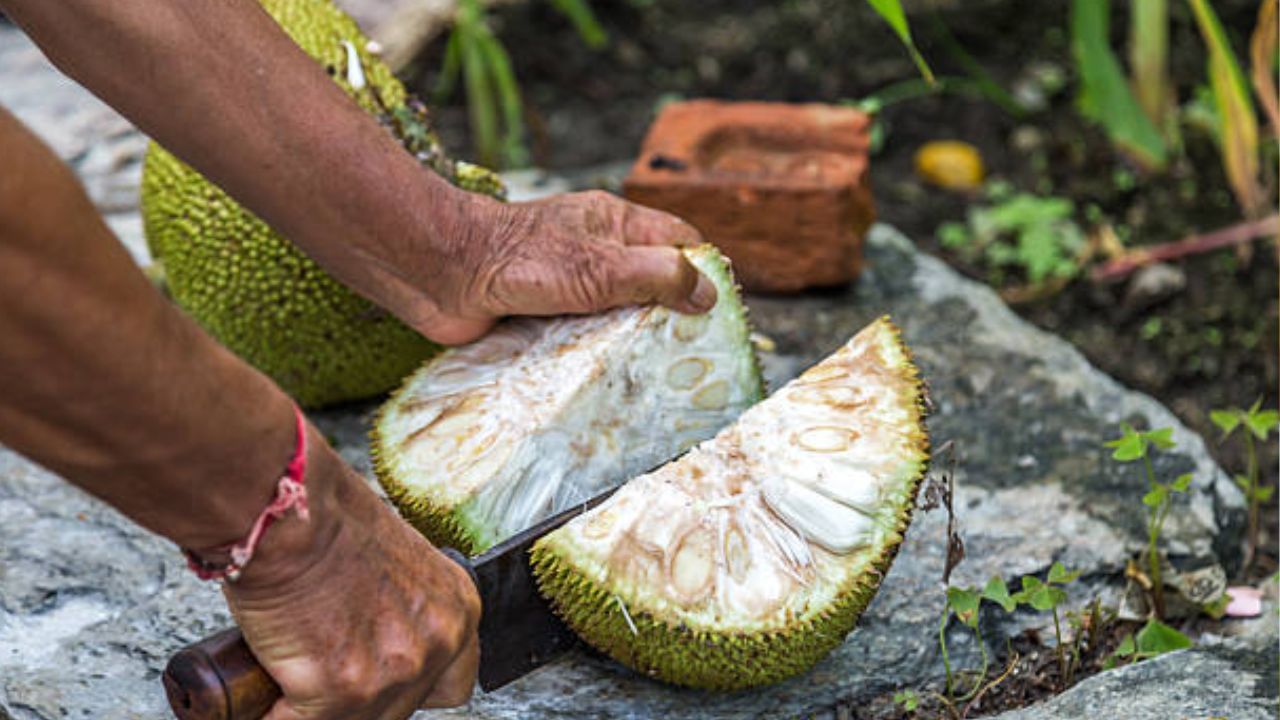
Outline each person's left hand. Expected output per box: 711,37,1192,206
353,189,717,346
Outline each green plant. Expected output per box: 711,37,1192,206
893,688,920,712
1070,0,1275,218
435,0,607,167
1211,399,1279,576
939,576,1016,698
1104,425,1193,619
866,0,935,84
1104,618,1193,669
1072,0,1169,169
1010,562,1082,685
937,189,1086,286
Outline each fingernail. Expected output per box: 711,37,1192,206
687,274,717,313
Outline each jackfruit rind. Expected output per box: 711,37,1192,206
531,316,929,690
372,246,765,555
141,0,502,407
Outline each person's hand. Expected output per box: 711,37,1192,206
367,189,717,345
221,443,480,720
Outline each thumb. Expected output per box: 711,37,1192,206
609,246,717,314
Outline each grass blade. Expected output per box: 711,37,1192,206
1129,0,1170,129
1188,0,1265,217
550,0,609,49
1249,0,1279,136
433,26,463,102
1072,0,1168,169
479,32,530,168
458,0,499,166
866,0,936,84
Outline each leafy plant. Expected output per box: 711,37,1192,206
1104,425,1192,619
1105,618,1193,669
937,188,1086,286
435,0,607,168
939,576,1016,698
1211,399,1279,576
1072,0,1169,169
1187,0,1268,218
893,688,920,712
1070,0,1275,218
1010,562,1082,685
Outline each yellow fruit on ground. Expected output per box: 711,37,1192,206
914,140,985,190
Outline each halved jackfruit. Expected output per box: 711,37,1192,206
372,246,764,555
531,316,929,690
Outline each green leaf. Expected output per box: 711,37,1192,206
1142,485,1168,508
1235,474,1252,492
550,0,609,49
893,690,919,711
938,222,971,249
1210,409,1242,437
457,1,499,166
1116,633,1136,656
1143,427,1176,450
1017,224,1069,284
477,32,529,168
1171,473,1193,492
433,28,463,101
1187,0,1265,217
1245,409,1279,440
1106,425,1146,462
1047,562,1082,585
1071,0,1168,169
865,0,936,84
1255,485,1275,502
982,576,1018,612
1135,618,1193,655
947,586,982,627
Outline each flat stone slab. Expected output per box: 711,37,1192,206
1,21,1269,720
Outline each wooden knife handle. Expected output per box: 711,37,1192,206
164,548,476,720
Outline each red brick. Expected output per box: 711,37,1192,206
623,100,875,293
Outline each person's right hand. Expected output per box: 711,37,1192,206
219,435,481,720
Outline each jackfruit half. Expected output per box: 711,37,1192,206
141,0,504,407
531,316,929,690
372,246,764,555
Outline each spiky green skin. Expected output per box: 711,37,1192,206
372,246,764,556
531,317,930,691
141,0,502,407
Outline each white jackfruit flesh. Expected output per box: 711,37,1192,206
373,246,764,554
531,316,929,690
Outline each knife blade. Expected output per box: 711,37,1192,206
161,486,618,720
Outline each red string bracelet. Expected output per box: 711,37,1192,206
183,404,310,582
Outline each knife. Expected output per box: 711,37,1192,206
162,487,617,720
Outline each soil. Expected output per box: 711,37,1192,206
846,619,1143,719
408,0,1278,568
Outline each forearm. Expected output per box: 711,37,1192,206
0,0,480,302
0,106,329,551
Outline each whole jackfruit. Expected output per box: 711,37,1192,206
372,245,765,555
532,316,929,690
141,0,504,407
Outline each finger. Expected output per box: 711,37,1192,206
608,245,717,314
420,634,480,709
621,201,704,248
